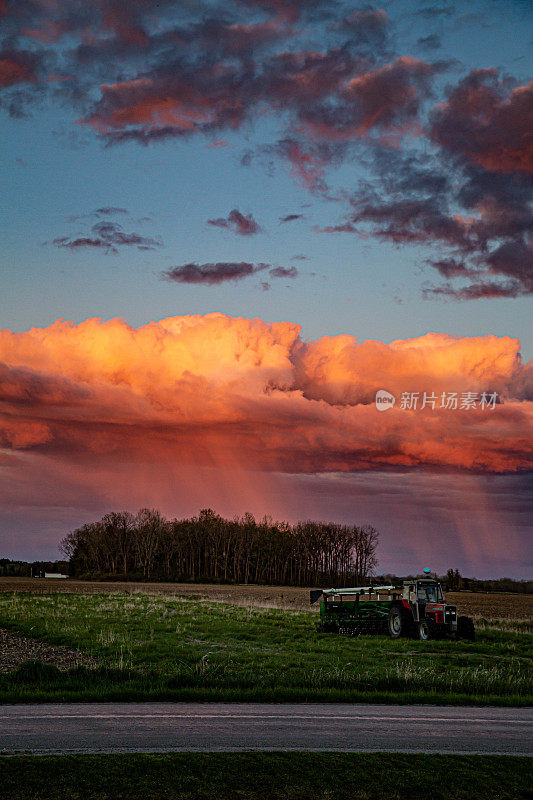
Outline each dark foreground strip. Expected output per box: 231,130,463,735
0,753,531,800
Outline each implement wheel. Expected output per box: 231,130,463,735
387,606,403,639
417,619,431,641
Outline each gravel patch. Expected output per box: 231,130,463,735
0,628,100,673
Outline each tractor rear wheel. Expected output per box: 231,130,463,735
457,616,476,641
387,606,403,638
417,619,431,641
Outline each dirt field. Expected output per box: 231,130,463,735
0,577,531,620
0,627,100,672
445,591,532,620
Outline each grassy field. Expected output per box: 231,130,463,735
0,591,530,704
1,578,531,621
0,753,531,800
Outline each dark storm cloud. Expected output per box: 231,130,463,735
0,46,48,116
355,196,463,248
430,69,533,176
252,137,348,193
0,0,179,47
279,213,304,223
161,262,269,285
425,239,533,298
320,64,533,301
373,150,450,196
427,280,528,300
267,55,449,142
322,150,533,299
430,258,476,279
0,1,447,153
415,5,455,19
81,43,367,145
426,72,533,297
338,8,390,49
235,0,335,23
417,34,441,50
161,261,298,285
207,209,262,235
269,266,298,278
94,206,128,216
52,220,162,254
52,235,109,251
0,49,39,87
486,240,533,287
70,13,291,81
0,1,291,121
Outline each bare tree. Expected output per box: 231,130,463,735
135,508,165,580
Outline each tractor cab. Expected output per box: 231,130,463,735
402,579,445,606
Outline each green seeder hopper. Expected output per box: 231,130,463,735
310,578,475,641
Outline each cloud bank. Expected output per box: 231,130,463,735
0,314,531,475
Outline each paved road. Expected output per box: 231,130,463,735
0,703,530,755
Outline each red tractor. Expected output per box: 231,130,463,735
388,578,475,641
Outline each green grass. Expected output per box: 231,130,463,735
0,753,530,800
0,593,531,704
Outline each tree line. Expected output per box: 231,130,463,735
375,571,533,594
59,508,379,586
443,568,533,594
2,548,530,593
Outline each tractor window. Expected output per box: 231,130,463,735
416,584,439,602
425,585,437,603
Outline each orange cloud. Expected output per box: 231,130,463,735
0,314,531,475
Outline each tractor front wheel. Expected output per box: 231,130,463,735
387,606,403,639
417,619,431,641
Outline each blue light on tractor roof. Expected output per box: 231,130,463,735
423,568,432,574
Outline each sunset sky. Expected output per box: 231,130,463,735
1,0,532,577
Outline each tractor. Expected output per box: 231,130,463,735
311,575,475,641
